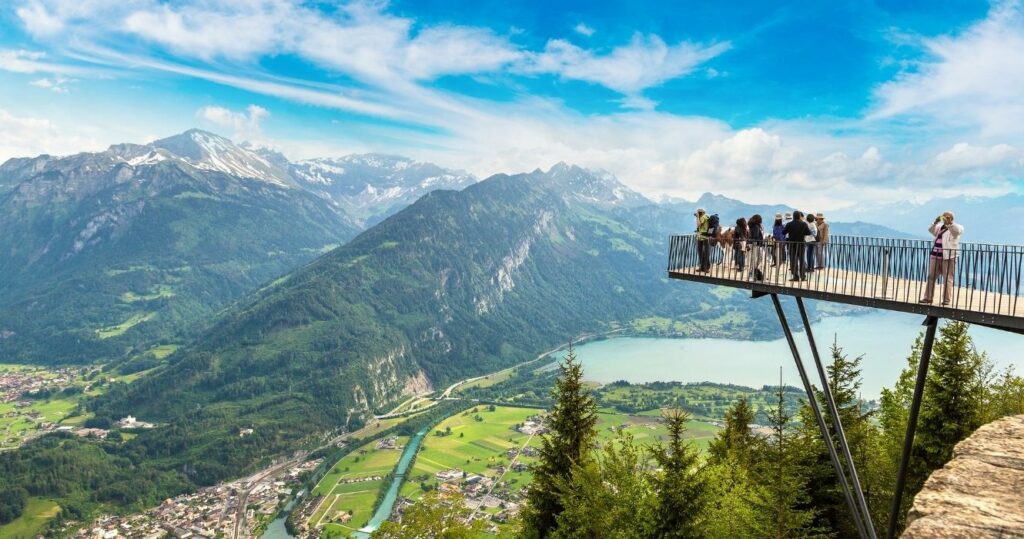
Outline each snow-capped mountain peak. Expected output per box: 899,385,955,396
150,129,292,187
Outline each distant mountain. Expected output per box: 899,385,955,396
289,154,476,227
658,193,911,238
91,164,777,483
834,194,1024,243
0,130,360,363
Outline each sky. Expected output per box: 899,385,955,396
0,0,1022,209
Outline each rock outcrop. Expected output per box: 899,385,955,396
902,414,1024,538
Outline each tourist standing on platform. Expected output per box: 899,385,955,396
696,208,711,272
748,214,765,281
734,217,749,272
815,213,829,269
772,213,786,265
920,211,964,305
806,213,818,272
784,211,811,281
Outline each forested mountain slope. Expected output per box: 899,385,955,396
90,165,778,482
0,130,360,363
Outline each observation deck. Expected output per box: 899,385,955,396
667,234,1024,333
667,232,1024,538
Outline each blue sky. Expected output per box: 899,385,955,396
0,0,1021,208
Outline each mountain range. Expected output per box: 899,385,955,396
88,161,781,482
1,127,1010,506
0,130,474,363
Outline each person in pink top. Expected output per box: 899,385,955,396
920,211,964,305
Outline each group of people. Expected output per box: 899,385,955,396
693,208,964,306
694,208,830,282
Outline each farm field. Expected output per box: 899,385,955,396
310,436,409,534
399,405,542,502
0,497,60,538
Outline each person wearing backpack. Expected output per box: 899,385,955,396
734,217,749,272
748,214,765,281
784,211,811,281
695,208,711,272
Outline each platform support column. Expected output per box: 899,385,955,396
770,294,870,539
796,297,876,538
886,315,939,539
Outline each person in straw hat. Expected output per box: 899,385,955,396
815,212,829,269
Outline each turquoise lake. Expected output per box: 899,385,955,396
566,310,1022,399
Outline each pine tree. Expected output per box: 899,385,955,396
914,322,986,488
519,341,598,539
752,376,816,538
649,408,708,538
551,431,656,538
793,340,873,538
877,322,988,534
707,396,756,466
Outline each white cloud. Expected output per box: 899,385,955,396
29,75,72,92
924,142,1019,178
872,1,1024,140
7,0,1022,208
574,23,595,37
197,104,269,143
0,109,104,163
521,33,730,95
0,48,103,76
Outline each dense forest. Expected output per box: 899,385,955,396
375,322,1024,538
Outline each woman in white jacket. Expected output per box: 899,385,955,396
920,211,964,305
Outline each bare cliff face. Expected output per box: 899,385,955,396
903,414,1024,538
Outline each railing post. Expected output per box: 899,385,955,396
876,247,891,299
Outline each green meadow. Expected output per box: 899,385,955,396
310,436,409,533
0,498,60,539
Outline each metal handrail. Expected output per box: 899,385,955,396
667,233,1024,319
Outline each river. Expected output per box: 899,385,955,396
261,490,304,539
563,310,1022,399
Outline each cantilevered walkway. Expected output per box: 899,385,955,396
668,234,1024,333
666,233,1024,539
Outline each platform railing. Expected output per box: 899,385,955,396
667,234,1024,318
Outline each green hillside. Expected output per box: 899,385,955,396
0,131,359,364
87,165,777,485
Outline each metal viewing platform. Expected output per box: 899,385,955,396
668,234,1024,333
666,233,1024,539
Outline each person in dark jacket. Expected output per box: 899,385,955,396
771,213,786,266
783,211,811,281
748,214,765,281
733,217,749,271
805,213,818,273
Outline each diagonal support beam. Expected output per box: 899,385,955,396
886,315,939,539
796,297,877,538
770,294,870,539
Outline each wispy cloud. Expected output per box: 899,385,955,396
197,104,269,143
574,23,595,37
871,1,1024,140
520,34,731,96
28,75,72,92
4,0,1022,208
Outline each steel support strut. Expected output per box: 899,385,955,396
796,297,877,538
770,294,870,539
886,315,939,539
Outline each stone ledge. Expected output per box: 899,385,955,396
903,414,1024,538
